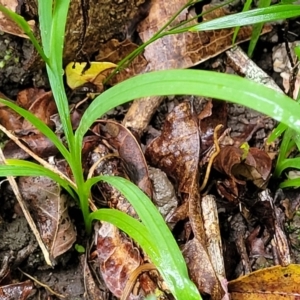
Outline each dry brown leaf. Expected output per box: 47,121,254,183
213,146,272,201
94,120,152,198
138,4,259,70
145,102,200,194
0,89,56,134
0,0,35,38
89,139,165,298
3,134,58,159
96,39,148,84
145,101,223,298
96,222,143,299
123,2,270,134
0,280,34,300
229,264,300,299
0,104,22,131
17,89,57,134
18,176,76,260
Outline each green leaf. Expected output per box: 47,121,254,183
0,5,48,64
76,69,300,147
268,122,288,143
232,0,253,43
189,4,300,31
275,157,300,177
87,176,201,299
280,178,300,188
295,45,300,59
274,128,295,177
37,0,52,57
36,0,74,154
88,209,160,260
74,244,85,253
248,0,272,57
0,98,70,163
3,159,76,198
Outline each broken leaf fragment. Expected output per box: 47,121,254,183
65,61,116,89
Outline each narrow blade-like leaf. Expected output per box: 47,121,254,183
0,98,70,163
76,70,300,147
189,5,300,31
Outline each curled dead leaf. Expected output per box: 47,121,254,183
214,146,272,201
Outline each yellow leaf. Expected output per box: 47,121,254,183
65,61,116,89
229,264,300,299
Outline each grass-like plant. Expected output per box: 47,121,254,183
268,45,300,188
0,1,300,299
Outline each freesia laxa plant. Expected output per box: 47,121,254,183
268,44,300,188
1,1,300,299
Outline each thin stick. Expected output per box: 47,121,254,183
200,124,223,191
0,124,76,188
0,148,52,266
19,268,66,298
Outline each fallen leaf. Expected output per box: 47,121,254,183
146,101,223,298
96,222,143,299
94,120,152,198
0,280,34,300
96,39,148,84
229,264,300,299
3,134,58,159
88,140,165,298
18,176,76,261
65,61,116,89
0,89,57,134
122,2,270,135
213,146,272,201
0,0,35,38
148,167,178,224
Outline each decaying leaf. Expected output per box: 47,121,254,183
96,39,148,84
145,102,200,195
87,136,164,298
3,134,58,160
18,176,76,261
94,120,152,198
123,1,270,135
0,0,35,38
229,264,300,299
0,88,57,134
146,101,223,298
0,89,60,159
0,280,34,300
213,146,272,201
96,222,142,299
148,167,178,224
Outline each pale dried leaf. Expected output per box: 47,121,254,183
18,176,76,260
